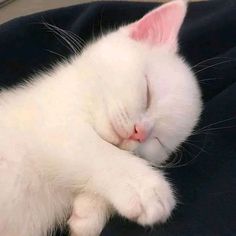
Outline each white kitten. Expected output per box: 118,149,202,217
0,1,201,236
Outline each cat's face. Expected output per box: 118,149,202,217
82,0,202,165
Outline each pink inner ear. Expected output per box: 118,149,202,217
130,0,187,50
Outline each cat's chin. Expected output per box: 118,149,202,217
118,139,169,165
118,139,139,152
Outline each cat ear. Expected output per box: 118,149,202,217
129,0,187,51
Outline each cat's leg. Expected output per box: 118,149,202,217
68,193,112,236
89,156,175,225
77,131,176,226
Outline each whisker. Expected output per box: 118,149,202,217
159,133,209,169
196,125,236,133
47,27,78,54
99,6,105,37
191,56,235,69
52,26,85,51
178,145,195,159
191,131,217,137
47,28,75,53
166,150,183,168
199,77,224,82
45,49,67,61
193,116,236,135
63,27,87,46
183,141,209,154
199,77,225,84
159,150,182,168
195,60,235,74
40,21,114,87
43,22,81,54
67,30,86,48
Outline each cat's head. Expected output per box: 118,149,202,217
81,0,202,165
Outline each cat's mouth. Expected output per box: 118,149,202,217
108,121,137,150
109,120,168,152
155,136,167,151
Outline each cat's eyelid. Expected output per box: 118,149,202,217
145,75,151,109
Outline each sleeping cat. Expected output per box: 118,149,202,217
0,1,202,236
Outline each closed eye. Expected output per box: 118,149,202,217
145,75,151,109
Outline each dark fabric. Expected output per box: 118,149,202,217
0,0,236,235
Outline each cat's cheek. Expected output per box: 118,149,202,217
135,140,168,165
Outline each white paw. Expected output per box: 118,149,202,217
69,213,101,236
68,194,109,236
108,162,176,226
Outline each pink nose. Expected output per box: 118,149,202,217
129,124,147,142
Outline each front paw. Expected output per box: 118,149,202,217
109,164,176,226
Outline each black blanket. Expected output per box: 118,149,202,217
0,0,235,235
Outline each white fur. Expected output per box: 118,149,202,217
0,2,201,236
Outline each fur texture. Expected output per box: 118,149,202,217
0,1,202,236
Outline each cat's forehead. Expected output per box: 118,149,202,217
84,32,147,76
94,31,145,59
